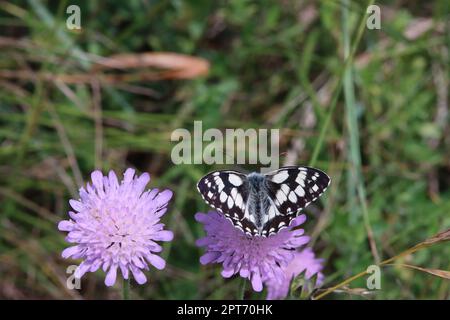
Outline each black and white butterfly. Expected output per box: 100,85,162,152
197,166,331,237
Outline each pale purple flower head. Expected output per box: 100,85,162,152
58,168,174,286
266,247,324,300
195,211,310,292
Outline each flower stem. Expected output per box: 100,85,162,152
123,278,130,300
239,278,246,300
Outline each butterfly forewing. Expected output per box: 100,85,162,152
197,171,250,231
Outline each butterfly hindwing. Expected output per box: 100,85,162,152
197,171,250,231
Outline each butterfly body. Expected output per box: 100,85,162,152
246,172,272,234
197,166,330,237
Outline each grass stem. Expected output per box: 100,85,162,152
123,278,130,300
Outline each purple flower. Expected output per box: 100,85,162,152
195,211,310,292
58,168,174,286
266,247,324,300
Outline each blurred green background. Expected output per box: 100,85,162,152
0,0,449,299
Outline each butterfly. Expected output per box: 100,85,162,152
196,166,331,237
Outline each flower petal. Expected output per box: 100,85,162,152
146,254,166,270
91,170,104,190
123,168,135,183
194,213,208,223
61,245,80,258
153,230,173,242
200,252,220,265
58,220,73,231
157,189,173,204
75,261,91,279
131,267,147,285
221,268,235,278
69,199,83,212
290,214,306,227
105,265,118,287
135,173,150,194
120,263,129,279
108,170,119,189
251,272,263,292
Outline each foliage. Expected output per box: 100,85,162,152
0,0,449,299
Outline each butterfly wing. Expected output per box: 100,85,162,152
197,170,252,233
263,166,331,235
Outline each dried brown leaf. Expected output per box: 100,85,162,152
92,52,210,79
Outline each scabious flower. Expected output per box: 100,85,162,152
266,247,324,300
195,211,310,292
58,168,174,286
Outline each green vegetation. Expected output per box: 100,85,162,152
0,0,449,299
